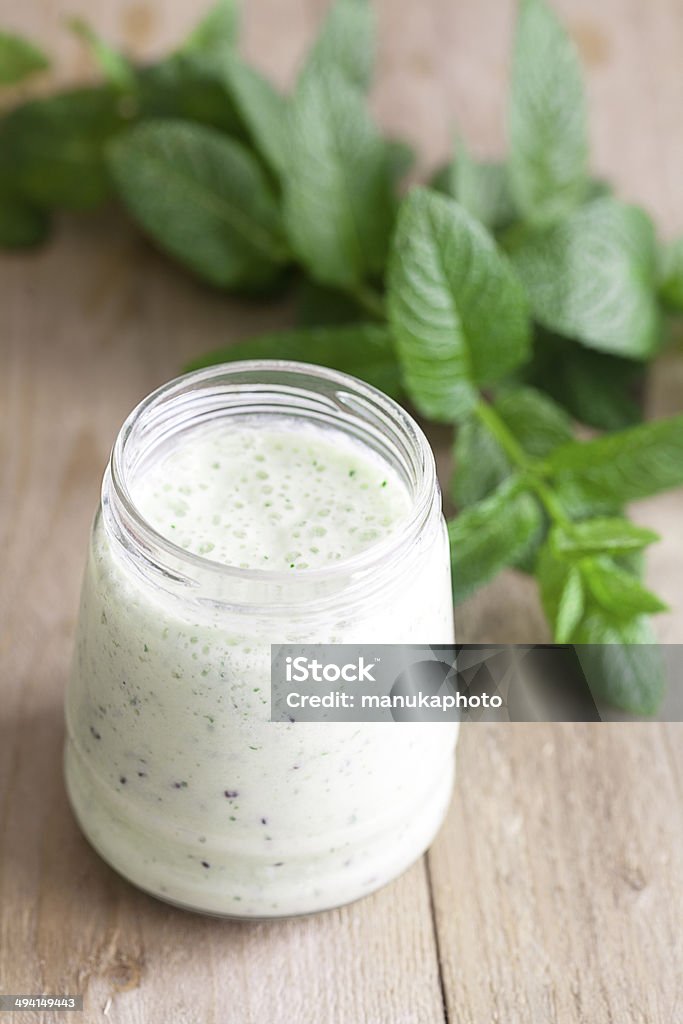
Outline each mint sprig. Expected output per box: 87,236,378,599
1,0,682,714
452,387,573,506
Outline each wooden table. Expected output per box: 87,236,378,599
1,1,682,1021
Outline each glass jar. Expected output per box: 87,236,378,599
64,361,458,917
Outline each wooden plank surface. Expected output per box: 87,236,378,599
1,1,682,1022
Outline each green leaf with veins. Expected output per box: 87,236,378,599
108,120,289,289
509,0,588,223
509,198,661,359
538,537,666,643
283,66,394,288
223,57,288,178
185,324,402,399
0,31,49,86
448,479,543,603
388,188,530,422
547,415,683,507
582,558,668,617
549,519,660,558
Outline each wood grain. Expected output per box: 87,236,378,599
429,724,683,1024
0,1,682,1022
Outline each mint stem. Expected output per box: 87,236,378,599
474,399,571,527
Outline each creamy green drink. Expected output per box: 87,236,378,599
65,363,457,916
133,421,413,570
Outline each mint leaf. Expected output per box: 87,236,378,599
302,0,375,91
0,31,49,86
388,188,530,422
554,568,585,644
0,87,126,209
0,190,49,247
615,550,646,580
108,120,289,289
283,67,394,288
528,332,643,430
135,56,244,136
573,614,664,715
453,386,572,505
583,558,668,617
185,324,402,399
223,58,288,178
509,0,588,223
547,415,683,506
178,0,239,65
537,542,585,642
509,198,660,359
448,480,542,602
658,238,683,310
67,18,136,91
550,519,660,558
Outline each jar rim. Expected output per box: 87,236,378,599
108,360,439,592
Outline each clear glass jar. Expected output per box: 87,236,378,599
64,361,458,917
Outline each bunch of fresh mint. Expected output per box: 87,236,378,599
2,0,683,713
